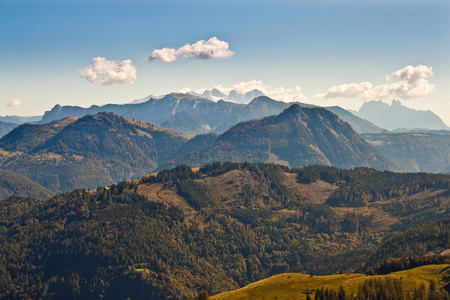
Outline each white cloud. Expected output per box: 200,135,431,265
268,86,307,102
146,37,234,63
147,48,177,63
319,65,434,100
80,57,137,85
318,82,374,99
7,98,23,107
232,79,307,102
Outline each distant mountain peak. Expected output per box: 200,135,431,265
211,88,226,97
51,104,63,112
357,100,448,131
243,89,265,101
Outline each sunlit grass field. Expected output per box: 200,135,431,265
211,265,450,300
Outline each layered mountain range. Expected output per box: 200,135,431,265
1,94,449,195
2,94,448,142
0,105,395,193
0,115,41,124
159,105,396,172
1,93,450,300
40,94,383,135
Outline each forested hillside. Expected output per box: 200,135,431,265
366,218,450,270
1,163,449,299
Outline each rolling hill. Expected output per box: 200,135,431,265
159,105,397,172
210,265,450,300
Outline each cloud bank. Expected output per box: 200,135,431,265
146,37,234,63
80,57,137,85
318,65,434,100
182,79,307,102
232,80,307,102
7,98,23,107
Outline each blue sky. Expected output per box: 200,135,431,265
1,0,449,124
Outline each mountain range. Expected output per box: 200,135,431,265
354,100,448,131
159,105,396,172
1,95,449,197
2,94,448,142
0,115,41,124
0,105,395,193
40,93,243,135
39,93,383,135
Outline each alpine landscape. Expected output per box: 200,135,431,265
1,1,450,299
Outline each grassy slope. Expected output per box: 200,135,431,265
211,265,450,300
